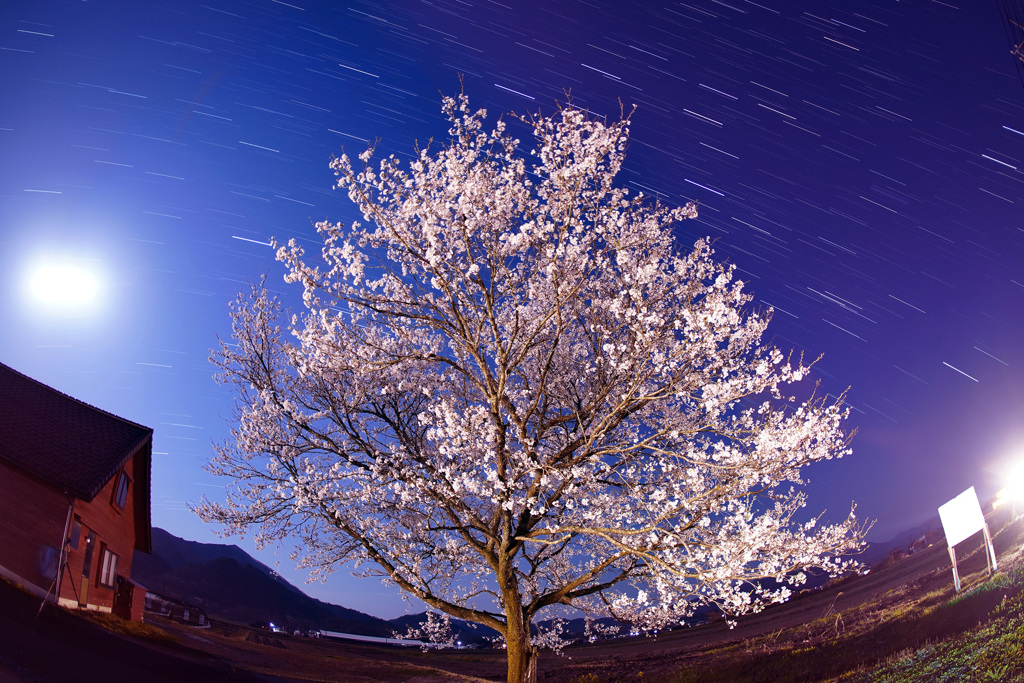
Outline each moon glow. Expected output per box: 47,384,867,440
28,261,101,311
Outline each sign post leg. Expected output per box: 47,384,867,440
983,524,998,574
949,546,961,593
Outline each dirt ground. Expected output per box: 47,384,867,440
1,511,1019,683
0,575,485,683
0,580,265,683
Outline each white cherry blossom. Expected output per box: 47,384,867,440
197,94,864,683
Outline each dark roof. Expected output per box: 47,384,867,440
0,362,153,503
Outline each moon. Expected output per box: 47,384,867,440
28,260,102,311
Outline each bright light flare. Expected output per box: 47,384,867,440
993,460,1024,513
1004,462,1024,501
28,261,101,310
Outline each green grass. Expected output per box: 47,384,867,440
838,589,1024,682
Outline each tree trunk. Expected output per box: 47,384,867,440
505,622,537,683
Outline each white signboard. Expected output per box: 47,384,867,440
938,486,986,548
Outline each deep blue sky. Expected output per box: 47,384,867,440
2,0,1023,619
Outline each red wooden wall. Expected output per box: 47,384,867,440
0,462,69,595
0,452,144,618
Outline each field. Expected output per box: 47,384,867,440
2,511,1023,682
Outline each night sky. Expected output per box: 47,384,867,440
2,0,1023,619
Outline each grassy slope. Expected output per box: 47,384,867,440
837,567,1024,683
660,516,1024,683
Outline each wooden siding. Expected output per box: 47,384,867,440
61,453,140,612
0,451,145,618
0,462,69,595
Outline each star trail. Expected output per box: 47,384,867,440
1,0,1022,618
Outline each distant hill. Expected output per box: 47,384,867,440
858,515,943,568
130,529,594,646
133,528,392,636
132,521,947,646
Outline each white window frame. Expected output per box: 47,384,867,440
112,471,130,510
99,547,118,587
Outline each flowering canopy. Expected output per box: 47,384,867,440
199,94,863,681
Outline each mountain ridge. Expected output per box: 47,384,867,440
133,528,394,636
133,521,944,644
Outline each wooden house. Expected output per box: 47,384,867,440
0,362,152,620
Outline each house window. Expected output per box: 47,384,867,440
98,546,118,588
112,471,130,510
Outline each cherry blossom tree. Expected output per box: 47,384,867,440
198,94,864,683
